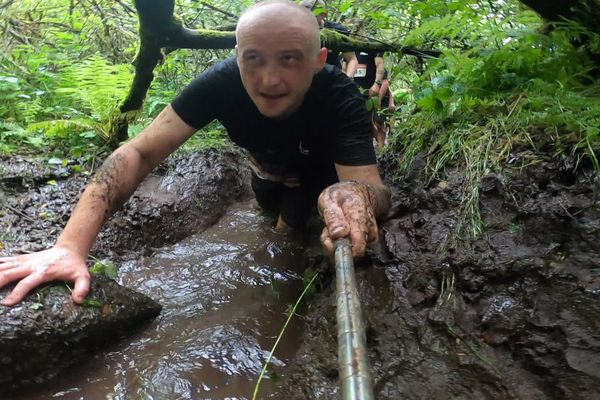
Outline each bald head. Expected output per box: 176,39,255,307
236,0,322,54
234,0,328,119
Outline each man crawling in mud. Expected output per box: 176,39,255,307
0,0,390,306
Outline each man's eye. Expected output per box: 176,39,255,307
244,55,260,63
282,55,299,63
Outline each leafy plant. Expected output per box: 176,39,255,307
389,5,600,238
89,258,119,279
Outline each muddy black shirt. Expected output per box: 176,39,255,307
171,56,375,192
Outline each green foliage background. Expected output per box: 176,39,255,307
1,0,599,234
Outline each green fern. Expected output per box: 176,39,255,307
391,6,600,240
404,12,484,47
26,54,133,145
57,54,132,122
28,119,106,139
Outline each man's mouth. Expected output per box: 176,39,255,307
260,92,287,99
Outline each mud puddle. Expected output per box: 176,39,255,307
14,201,309,400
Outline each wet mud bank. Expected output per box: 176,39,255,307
2,148,599,398
0,148,252,259
0,275,161,394
282,155,600,399
0,149,252,395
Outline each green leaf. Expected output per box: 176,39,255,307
82,299,103,308
79,130,97,139
89,260,119,279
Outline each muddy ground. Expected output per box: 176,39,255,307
281,152,600,399
0,149,252,258
1,148,599,399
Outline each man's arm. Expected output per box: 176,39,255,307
0,105,197,305
369,56,385,97
342,51,358,79
318,164,391,257
380,78,395,111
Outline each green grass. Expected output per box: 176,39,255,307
389,15,600,239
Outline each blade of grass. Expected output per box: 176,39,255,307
252,272,319,400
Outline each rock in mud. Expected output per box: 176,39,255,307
0,274,161,394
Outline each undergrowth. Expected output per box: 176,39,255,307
390,9,600,237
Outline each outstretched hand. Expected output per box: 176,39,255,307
0,246,90,306
318,181,379,258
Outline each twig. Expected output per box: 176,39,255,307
199,1,237,20
2,204,37,223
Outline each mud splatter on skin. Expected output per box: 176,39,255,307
318,181,383,256
89,153,127,221
318,181,379,228
0,149,251,257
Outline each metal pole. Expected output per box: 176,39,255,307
334,238,375,400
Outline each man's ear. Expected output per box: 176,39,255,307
315,47,327,72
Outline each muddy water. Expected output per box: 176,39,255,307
17,201,309,400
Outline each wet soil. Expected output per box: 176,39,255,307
0,274,161,395
1,148,599,399
281,154,600,399
0,149,252,258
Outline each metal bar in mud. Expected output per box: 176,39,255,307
334,238,375,400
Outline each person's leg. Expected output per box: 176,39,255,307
379,79,390,105
277,184,313,231
373,119,387,149
251,172,282,218
380,78,395,111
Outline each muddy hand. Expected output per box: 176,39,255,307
0,246,90,306
318,181,379,258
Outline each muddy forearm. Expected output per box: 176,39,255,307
56,147,148,256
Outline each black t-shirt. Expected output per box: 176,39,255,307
171,56,376,192
324,20,350,68
354,51,384,90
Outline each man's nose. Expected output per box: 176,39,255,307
261,62,282,87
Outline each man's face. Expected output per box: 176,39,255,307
236,20,326,119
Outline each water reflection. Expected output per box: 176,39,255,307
20,201,308,400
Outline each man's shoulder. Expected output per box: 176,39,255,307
307,65,363,109
182,55,242,96
313,64,347,89
201,56,240,80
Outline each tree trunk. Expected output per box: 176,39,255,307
519,0,600,35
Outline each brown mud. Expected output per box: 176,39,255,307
1,148,599,399
0,149,252,257
282,153,600,399
0,274,162,394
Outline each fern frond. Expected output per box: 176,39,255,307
57,54,132,122
28,118,105,139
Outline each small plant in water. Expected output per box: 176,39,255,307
252,272,318,399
